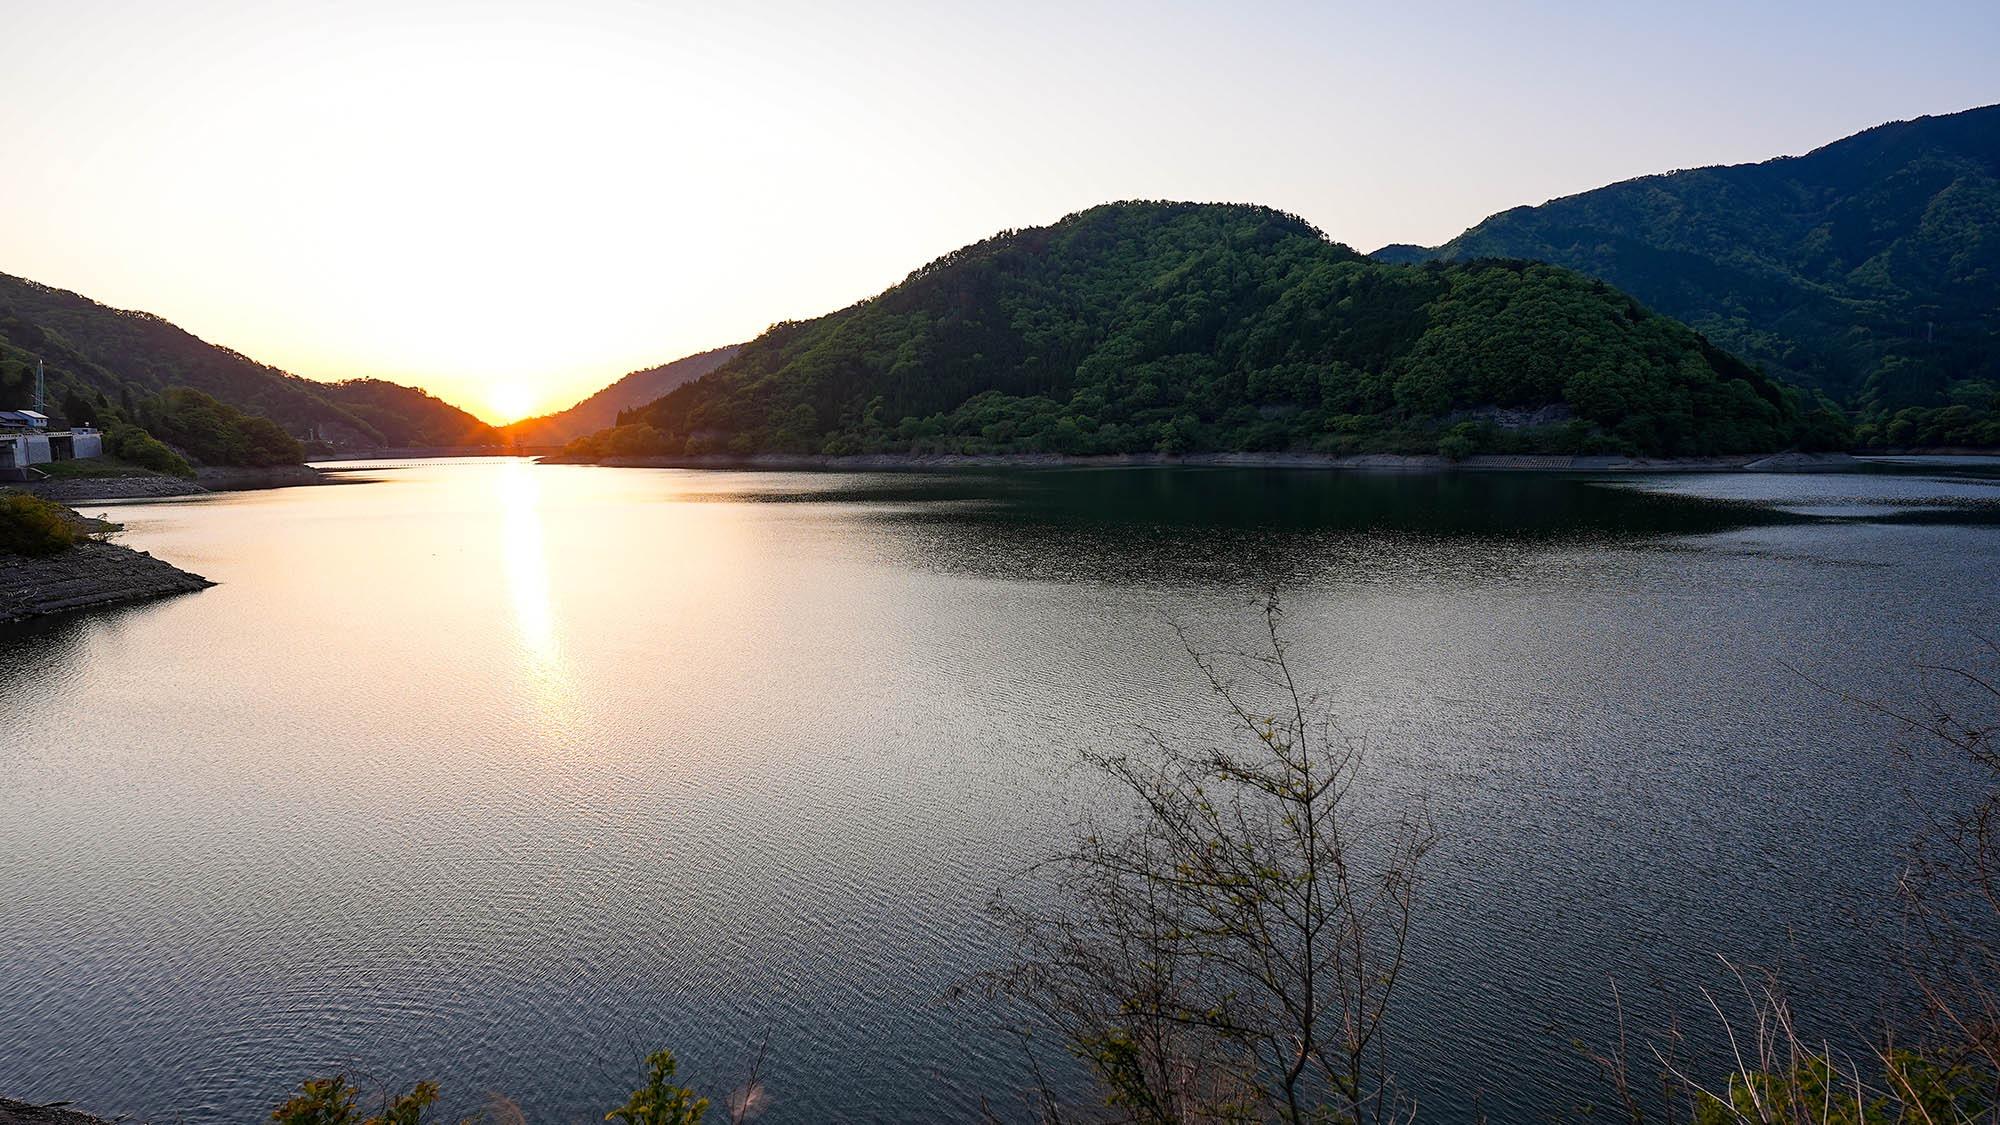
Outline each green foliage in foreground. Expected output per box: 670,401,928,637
0,492,77,556
272,1076,440,1125
272,1051,709,1125
570,202,1830,461
1687,1048,1990,1125
605,1051,709,1125
258,1039,1993,1124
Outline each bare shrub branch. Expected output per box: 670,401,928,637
977,597,1435,1124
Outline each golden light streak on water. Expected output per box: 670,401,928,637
497,458,578,734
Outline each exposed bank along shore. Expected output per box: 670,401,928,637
0,537,213,625
26,463,325,503
0,493,224,626
1,465,342,624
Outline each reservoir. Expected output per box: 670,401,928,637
3,458,1998,1122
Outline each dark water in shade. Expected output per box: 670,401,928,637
3,458,1998,1122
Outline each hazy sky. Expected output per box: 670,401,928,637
3,1,1995,423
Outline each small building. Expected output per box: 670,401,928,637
67,426,104,459
0,432,51,480
0,412,103,481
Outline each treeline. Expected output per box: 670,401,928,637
1855,378,2000,448
567,203,1841,462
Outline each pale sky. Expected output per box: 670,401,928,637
3,1,1995,423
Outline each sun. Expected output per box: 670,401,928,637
485,382,538,426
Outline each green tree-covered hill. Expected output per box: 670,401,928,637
1376,104,2000,446
0,272,498,450
572,201,1833,460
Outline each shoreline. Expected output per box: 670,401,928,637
0,1097,113,1125
0,537,213,626
2,496,215,626
26,464,327,503
542,450,1875,474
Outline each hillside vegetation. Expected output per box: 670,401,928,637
142,388,304,467
569,202,1834,460
0,273,497,450
1378,104,2000,446
502,344,741,446
0,330,295,471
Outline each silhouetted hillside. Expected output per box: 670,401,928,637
502,345,740,446
0,273,497,449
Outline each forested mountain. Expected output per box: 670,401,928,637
566,201,1836,460
0,272,497,449
502,344,740,446
1374,104,2000,447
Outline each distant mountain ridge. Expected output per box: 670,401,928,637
566,200,1838,461
0,272,498,449
1371,104,2000,444
501,344,741,446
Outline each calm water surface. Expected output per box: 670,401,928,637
4,459,1999,1122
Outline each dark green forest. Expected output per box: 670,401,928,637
0,273,499,449
1380,103,2000,447
570,202,1835,460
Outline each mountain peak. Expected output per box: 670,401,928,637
1370,102,2000,435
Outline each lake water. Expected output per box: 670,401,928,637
4,458,1998,1122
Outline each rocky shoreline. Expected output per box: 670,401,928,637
27,475,205,501
27,464,325,503
0,1096,115,1125
546,450,1870,473
0,538,213,625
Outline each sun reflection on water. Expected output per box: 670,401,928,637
498,459,578,733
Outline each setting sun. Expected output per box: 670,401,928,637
485,383,539,427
